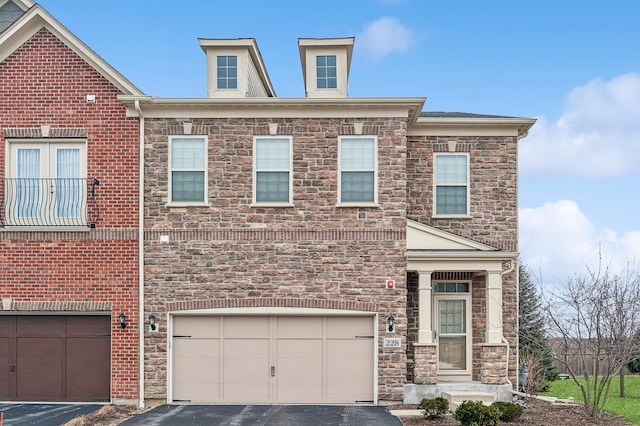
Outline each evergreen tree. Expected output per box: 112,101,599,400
518,263,557,381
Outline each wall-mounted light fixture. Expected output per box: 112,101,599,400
119,312,126,329
149,314,156,331
387,315,395,332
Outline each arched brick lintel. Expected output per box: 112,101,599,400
166,298,377,313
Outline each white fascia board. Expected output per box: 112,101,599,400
408,117,536,139
198,38,275,97
118,96,426,120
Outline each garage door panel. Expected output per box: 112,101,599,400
2,316,110,402
0,316,10,334
66,337,111,401
17,337,63,400
224,339,269,380
327,316,372,338
277,316,323,338
276,339,323,402
66,316,110,335
223,336,270,401
0,337,9,399
224,316,269,338
174,316,220,338
327,339,374,401
17,316,64,335
173,338,220,402
171,315,374,404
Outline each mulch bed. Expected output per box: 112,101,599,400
390,397,634,425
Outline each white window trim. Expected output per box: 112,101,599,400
316,54,337,90
251,136,294,207
216,55,238,91
432,152,470,218
337,136,378,207
433,281,473,377
5,138,88,227
167,135,209,206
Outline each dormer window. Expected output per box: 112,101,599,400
217,55,238,90
316,55,337,89
298,37,354,98
199,39,275,98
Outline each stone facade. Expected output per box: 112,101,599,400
406,136,518,251
143,117,410,401
405,135,520,386
412,344,437,384
481,344,510,385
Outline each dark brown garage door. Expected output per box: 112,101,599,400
0,315,110,402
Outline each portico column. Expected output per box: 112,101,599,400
418,270,433,343
486,270,503,344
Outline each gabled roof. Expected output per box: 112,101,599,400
0,0,143,95
406,219,518,264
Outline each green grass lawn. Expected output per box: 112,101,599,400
542,375,640,425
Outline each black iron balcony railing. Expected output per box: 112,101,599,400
1,178,100,228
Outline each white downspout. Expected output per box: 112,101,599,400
135,100,145,408
501,259,516,387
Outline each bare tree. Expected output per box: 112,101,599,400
541,260,640,417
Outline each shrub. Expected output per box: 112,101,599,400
491,401,524,422
418,396,449,418
452,400,500,426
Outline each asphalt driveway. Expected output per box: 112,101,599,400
0,403,103,426
120,404,403,426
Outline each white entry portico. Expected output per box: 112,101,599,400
406,220,515,385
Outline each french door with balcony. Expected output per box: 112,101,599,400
6,141,86,226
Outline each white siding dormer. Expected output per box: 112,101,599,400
298,37,354,98
199,38,275,98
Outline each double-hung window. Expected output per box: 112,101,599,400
217,55,238,89
253,137,292,204
339,136,377,204
434,153,469,216
316,55,337,89
169,136,207,204
5,140,87,226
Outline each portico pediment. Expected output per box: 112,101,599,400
407,220,498,252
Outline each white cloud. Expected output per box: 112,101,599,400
520,72,640,177
520,200,640,287
357,17,413,61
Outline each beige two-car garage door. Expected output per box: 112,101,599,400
171,315,375,404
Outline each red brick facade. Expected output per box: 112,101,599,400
0,29,140,401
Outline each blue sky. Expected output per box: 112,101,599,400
36,0,640,285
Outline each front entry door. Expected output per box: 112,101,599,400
435,294,471,378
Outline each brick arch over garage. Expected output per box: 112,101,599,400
166,298,377,313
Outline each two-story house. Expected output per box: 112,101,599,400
0,0,141,404
117,36,534,405
1,0,534,407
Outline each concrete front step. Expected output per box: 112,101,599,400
443,391,495,410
